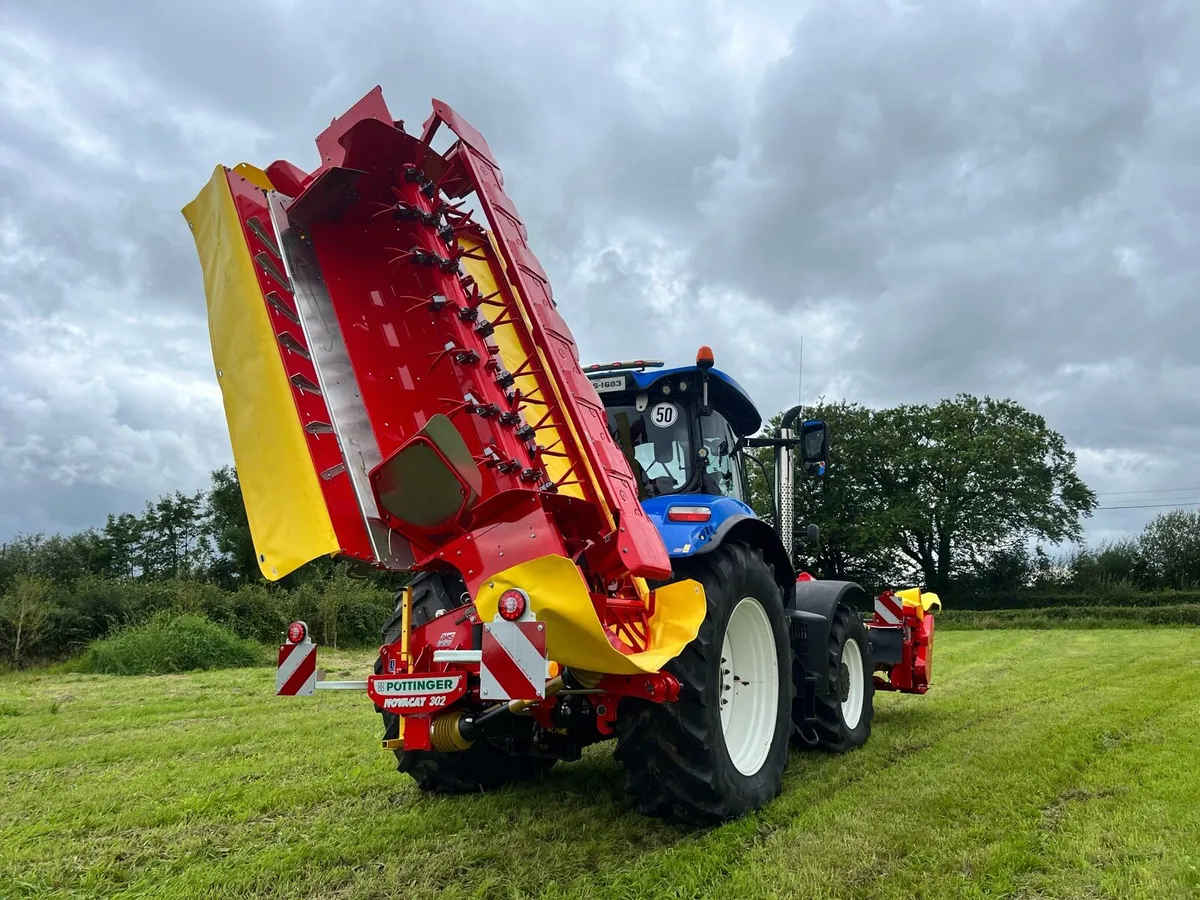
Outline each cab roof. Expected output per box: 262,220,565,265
585,363,763,436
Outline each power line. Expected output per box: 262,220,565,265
1094,501,1200,511
1095,486,1200,496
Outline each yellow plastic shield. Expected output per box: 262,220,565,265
474,554,707,674
895,586,942,616
182,166,339,581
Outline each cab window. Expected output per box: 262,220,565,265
605,401,692,497
698,410,743,500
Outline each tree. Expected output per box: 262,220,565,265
101,512,145,578
0,531,117,594
1062,538,1147,591
0,574,54,666
204,466,260,589
141,491,210,580
746,394,1095,593
746,401,903,590
875,394,1096,591
1138,510,1200,590
960,538,1053,593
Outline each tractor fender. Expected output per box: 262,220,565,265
691,513,796,602
788,578,872,694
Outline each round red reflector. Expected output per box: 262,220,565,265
498,589,528,621
287,621,307,643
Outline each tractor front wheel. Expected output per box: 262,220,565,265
613,541,794,826
376,571,554,794
810,602,875,752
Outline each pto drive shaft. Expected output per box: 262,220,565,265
429,668,603,752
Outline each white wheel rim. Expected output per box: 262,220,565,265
719,597,780,776
840,637,865,729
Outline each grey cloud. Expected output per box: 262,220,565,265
697,0,1171,309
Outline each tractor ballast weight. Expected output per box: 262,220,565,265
183,85,939,827
182,87,705,680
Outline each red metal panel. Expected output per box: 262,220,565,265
263,159,310,197
434,503,570,597
315,85,393,169
295,138,548,560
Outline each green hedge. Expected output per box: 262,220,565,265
1,574,398,666
936,604,1200,630
945,588,1200,611
77,613,270,675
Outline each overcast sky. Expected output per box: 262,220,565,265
1,0,1197,548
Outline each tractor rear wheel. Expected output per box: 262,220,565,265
613,541,794,826
811,602,874,752
375,570,555,794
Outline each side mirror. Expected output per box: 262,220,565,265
799,419,829,476
793,525,820,559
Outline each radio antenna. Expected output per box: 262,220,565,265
797,336,803,413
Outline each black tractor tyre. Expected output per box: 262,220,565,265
375,570,555,794
613,541,794,827
810,602,875,752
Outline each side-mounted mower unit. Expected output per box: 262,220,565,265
183,85,940,826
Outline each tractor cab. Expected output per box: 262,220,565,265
583,349,763,503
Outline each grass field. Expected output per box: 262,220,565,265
2,630,1198,899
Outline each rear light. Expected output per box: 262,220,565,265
498,588,529,621
287,621,307,643
667,506,712,523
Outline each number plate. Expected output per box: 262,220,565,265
367,673,467,713
591,376,627,393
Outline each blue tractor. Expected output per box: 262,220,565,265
585,350,884,804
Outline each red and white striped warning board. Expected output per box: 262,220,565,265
276,640,317,696
480,620,547,701
874,591,904,626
